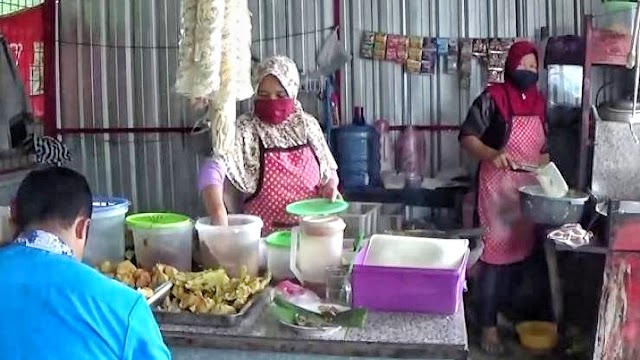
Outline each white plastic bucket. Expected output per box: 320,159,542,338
195,215,263,277
265,230,293,280
126,213,194,271
84,197,130,266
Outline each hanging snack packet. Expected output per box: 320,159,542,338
373,32,388,60
406,59,422,74
360,31,375,59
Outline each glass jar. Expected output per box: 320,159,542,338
325,265,352,306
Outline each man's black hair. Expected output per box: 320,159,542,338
14,167,92,233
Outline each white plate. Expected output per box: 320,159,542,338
278,320,342,336
277,302,348,336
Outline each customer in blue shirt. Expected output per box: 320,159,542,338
0,167,171,360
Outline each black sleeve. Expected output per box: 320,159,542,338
458,91,495,141
540,120,549,154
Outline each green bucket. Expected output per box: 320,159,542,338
125,213,192,229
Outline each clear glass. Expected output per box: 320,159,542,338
325,265,352,306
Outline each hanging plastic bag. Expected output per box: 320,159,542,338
315,28,351,76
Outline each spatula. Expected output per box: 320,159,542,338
513,162,568,198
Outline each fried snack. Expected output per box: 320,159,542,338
98,260,271,316
137,287,154,299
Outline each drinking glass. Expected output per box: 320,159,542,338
325,265,352,306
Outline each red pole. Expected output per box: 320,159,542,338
333,0,342,119
43,0,56,136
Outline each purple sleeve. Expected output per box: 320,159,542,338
198,158,227,192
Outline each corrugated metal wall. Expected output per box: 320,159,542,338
56,0,615,214
56,0,333,216
339,0,614,176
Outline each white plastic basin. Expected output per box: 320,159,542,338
364,234,469,270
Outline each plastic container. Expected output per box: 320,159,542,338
290,216,346,284
377,203,405,233
265,230,294,280
126,213,193,271
381,171,405,189
333,109,381,189
516,321,558,351
84,197,130,266
597,2,637,35
195,215,263,277
340,202,381,239
405,172,423,189
352,234,469,314
396,126,426,176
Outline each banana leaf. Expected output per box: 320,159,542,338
271,295,367,328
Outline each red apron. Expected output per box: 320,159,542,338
244,144,321,236
477,115,545,265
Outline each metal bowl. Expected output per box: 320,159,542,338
519,185,588,226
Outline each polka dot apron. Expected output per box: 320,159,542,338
476,115,545,265
243,144,321,236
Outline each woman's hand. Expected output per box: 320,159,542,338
491,152,515,170
539,153,550,166
319,182,341,202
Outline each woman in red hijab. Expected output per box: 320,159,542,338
459,41,549,355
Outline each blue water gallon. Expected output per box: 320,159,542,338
333,123,381,189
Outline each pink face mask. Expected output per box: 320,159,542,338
254,98,296,125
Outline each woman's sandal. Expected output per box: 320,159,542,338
481,338,506,356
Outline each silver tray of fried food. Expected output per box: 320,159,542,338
98,260,271,327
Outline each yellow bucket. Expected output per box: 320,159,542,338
515,321,558,352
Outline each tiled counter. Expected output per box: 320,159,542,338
163,297,468,360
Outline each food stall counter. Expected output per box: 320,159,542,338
164,295,468,360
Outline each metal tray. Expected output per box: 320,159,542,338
153,291,264,327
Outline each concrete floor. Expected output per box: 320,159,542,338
469,342,550,360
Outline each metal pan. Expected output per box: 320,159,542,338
153,291,264,327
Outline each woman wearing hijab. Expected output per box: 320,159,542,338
198,56,339,235
458,41,549,355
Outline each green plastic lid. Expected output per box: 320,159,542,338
265,230,292,248
126,213,192,229
603,1,637,11
285,198,349,216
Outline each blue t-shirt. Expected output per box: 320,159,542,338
0,231,171,360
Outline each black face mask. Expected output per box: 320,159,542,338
509,70,539,91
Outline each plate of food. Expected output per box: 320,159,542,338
271,295,366,336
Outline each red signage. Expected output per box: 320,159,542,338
0,5,45,119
